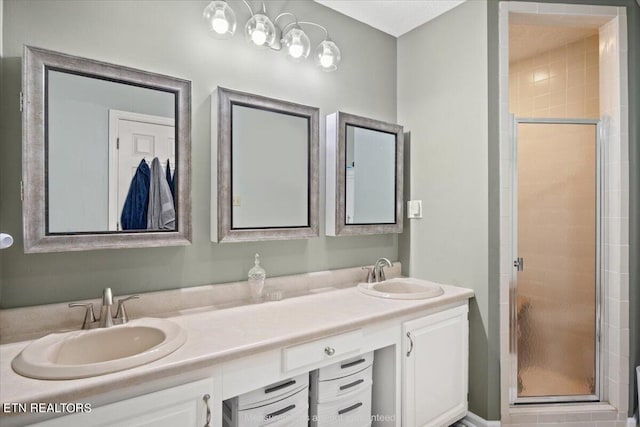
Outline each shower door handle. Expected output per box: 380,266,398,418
513,257,524,272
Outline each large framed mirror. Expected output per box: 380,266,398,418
22,46,191,252
216,87,319,242
326,112,403,236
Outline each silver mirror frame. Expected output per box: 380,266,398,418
22,46,192,253
217,87,319,242
326,111,404,236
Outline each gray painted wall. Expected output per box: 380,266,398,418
0,0,398,308
397,0,498,419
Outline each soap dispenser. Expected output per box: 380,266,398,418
248,253,266,301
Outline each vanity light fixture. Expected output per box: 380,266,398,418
203,0,237,39
202,0,341,71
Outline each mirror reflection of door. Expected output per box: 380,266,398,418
345,125,396,224
46,69,176,234
108,111,175,231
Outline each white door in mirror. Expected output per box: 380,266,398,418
407,200,422,219
108,110,176,231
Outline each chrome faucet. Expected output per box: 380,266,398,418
372,258,393,282
69,288,140,330
99,287,114,328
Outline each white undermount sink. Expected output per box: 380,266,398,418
358,277,444,300
12,317,187,380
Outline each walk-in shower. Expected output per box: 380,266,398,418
500,1,630,419
510,117,602,404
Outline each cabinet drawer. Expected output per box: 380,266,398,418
236,373,309,410
318,351,373,381
312,365,372,404
313,385,372,427
225,387,309,427
282,329,363,372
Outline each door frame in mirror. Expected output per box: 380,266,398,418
216,87,319,242
326,111,404,236
22,46,192,252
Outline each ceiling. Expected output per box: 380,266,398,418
508,12,606,63
314,0,466,38
509,24,598,63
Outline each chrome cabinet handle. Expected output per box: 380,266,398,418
265,404,296,420
406,332,414,357
203,394,211,427
339,378,364,391
264,379,296,394
324,346,336,356
341,358,366,369
338,402,363,415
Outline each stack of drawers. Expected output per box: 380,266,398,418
223,373,309,427
309,352,374,427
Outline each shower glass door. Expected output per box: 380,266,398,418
512,118,601,403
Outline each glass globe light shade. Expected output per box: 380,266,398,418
244,14,276,47
283,27,310,61
203,0,236,39
315,40,341,71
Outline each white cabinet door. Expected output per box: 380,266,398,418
32,378,214,427
402,304,468,427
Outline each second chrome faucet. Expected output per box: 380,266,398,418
69,287,139,330
363,258,393,283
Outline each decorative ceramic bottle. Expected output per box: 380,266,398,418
248,253,266,301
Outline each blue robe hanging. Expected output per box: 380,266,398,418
120,159,150,230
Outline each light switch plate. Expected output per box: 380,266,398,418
407,200,422,219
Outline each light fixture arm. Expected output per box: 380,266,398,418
241,0,254,17
274,12,297,27
283,21,329,40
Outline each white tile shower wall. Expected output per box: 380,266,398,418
600,14,630,416
498,2,629,425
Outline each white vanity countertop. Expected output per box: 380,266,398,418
0,282,473,407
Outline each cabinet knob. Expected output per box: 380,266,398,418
324,346,336,356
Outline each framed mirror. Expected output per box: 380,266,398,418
22,46,191,252
326,112,403,236
216,87,319,242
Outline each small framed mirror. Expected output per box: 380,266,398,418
326,112,403,236
216,87,319,242
22,46,191,252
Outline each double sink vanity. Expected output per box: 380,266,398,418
0,265,473,427
7,44,475,427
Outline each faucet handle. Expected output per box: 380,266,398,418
115,295,140,324
361,267,373,284
68,303,96,330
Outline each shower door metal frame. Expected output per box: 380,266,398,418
509,117,603,405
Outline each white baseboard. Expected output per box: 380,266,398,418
460,412,501,427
